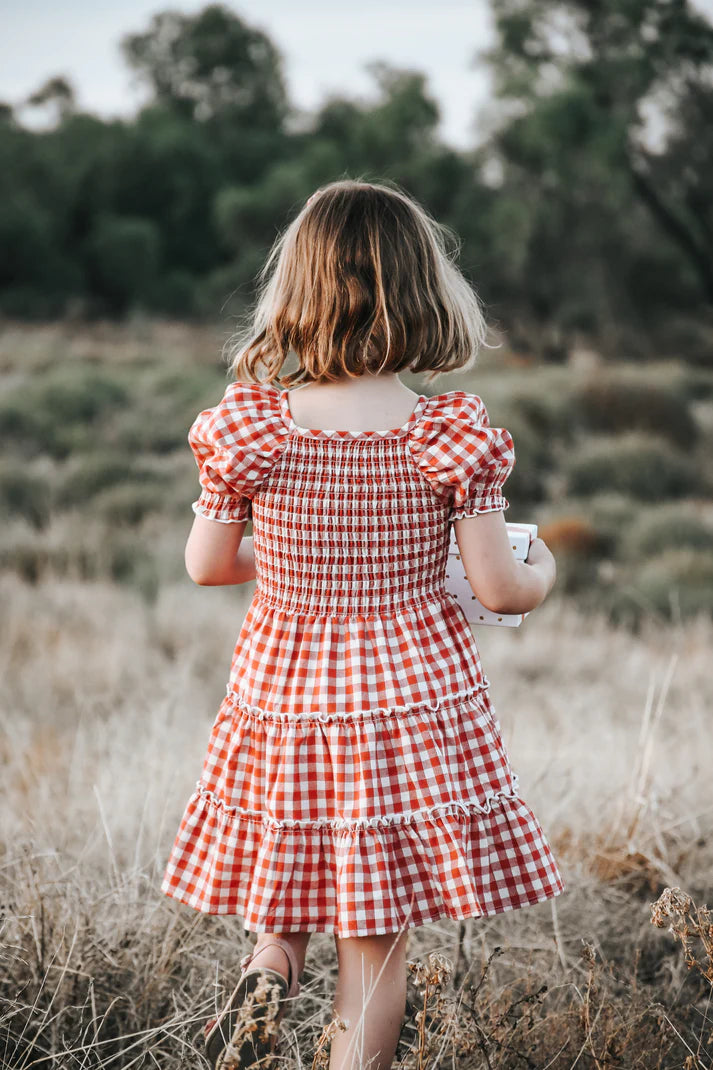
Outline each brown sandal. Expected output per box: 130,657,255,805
204,938,302,1070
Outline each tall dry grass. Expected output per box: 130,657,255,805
2,572,712,1067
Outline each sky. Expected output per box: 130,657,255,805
1,0,495,150
3,1,713,151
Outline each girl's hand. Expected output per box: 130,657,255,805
525,537,557,595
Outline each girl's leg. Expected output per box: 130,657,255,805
330,930,408,1070
247,930,311,985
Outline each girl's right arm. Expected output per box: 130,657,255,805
454,511,556,615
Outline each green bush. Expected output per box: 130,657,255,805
635,550,713,619
0,368,129,459
507,390,574,440
0,467,52,529
578,551,713,627
94,483,162,526
108,540,161,602
39,369,129,424
109,409,190,456
60,455,162,508
623,504,713,560
571,376,697,448
565,434,698,501
576,493,638,538
0,519,103,584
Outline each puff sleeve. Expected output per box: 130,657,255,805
408,392,515,520
188,381,290,523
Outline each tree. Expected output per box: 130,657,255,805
86,216,161,314
479,0,713,323
121,5,289,130
26,76,76,125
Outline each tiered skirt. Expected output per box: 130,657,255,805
161,592,564,936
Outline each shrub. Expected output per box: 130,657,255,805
108,540,160,602
623,504,713,561
60,455,133,507
0,518,104,584
38,368,128,425
507,390,574,440
94,483,162,527
0,468,51,529
60,455,162,508
565,434,697,501
532,517,605,596
571,376,697,448
0,368,129,459
109,409,189,456
635,550,713,619
578,493,639,536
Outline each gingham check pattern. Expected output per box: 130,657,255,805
161,383,564,935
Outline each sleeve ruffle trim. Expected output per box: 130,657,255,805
450,492,510,519
192,490,251,524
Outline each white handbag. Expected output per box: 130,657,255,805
445,522,538,627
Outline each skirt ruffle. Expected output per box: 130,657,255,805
161,685,565,935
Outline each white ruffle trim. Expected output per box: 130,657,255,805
192,778,522,831
192,492,251,524
450,497,510,520
223,678,491,724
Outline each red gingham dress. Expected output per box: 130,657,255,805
161,382,565,936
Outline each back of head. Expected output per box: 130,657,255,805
229,178,490,387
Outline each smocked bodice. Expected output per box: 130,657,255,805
251,435,452,618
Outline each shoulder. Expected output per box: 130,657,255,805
418,390,490,428
188,380,289,463
408,390,515,494
411,390,499,445
193,380,282,427
189,380,286,444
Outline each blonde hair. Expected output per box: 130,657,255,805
227,177,493,387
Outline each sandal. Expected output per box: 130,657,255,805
204,938,303,1070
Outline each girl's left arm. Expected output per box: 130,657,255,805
184,514,256,586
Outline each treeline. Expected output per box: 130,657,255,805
2,1,713,357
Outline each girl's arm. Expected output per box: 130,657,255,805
184,514,256,586
454,511,556,615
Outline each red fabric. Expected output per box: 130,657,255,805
161,383,564,935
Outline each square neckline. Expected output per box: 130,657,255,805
279,389,428,439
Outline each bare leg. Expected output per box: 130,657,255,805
329,930,408,1070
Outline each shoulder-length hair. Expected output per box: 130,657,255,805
228,177,493,387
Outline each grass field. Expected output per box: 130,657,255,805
2,573,712,1067
1,323,712,1068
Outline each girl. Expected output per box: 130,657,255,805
161,179,563,1070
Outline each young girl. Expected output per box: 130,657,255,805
161,179,563,1070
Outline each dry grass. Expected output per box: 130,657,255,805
0,320,227,375
1,571,712,1067
1,320,712,1066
